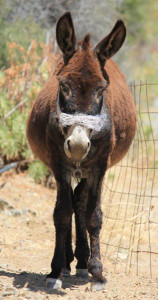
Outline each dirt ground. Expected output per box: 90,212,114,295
0,171,158,299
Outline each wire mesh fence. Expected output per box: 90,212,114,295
101,82,158,278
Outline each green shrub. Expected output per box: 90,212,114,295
28,160,49,184
0,40,58,182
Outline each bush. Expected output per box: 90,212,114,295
28,160,49,184
0,40,58,182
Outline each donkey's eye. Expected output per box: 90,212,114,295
95,89,104,104
60,83,71,99
97,92,103,102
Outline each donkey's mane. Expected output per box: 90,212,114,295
79,33,91,50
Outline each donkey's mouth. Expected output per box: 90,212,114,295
64,143,90,164
64,125,91,163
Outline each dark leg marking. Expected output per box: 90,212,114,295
63,214,74,276
74,179,90,278
46,179,72,288
85,169,107,290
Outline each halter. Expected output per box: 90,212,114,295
56,93,108,133
59,112,107,132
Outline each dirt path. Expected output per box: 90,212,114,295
0,171,157,299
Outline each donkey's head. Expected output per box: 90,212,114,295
55,12,126,164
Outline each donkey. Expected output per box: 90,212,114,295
27,12,136,290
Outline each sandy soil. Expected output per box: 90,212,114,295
0,171,158,299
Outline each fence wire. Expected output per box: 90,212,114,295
101,82,158,278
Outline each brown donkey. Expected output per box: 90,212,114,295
27,12,136,290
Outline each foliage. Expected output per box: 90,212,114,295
119,0,158,81
28,160,49,184
0,40,58,181
1,0,158,82
120,0,158,43
0,0,46,68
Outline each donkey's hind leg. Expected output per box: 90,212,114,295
74,179,90,278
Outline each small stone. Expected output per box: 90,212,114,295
3,287,16,296
22,208,36,216
5,287,16,292
90,281,106,291
70,286,78,290
26,218,30,224
0,264,8,269
117,252,128,260
11,208,21,216
141,292,147,295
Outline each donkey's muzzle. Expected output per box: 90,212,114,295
64,125,91,162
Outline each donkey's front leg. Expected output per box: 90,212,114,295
46,179,72,289
63,206,74,276
74,179,90,278
86,175,106,291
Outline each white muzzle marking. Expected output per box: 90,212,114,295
64,125,90,162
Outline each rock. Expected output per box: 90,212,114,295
2,287,17,297
0,263,8,269
0,199,36,217
90,281,107,291
70,286,78,290
22,208,36,216
0,198,21,216
0,199,14,211
5,208,21,216
117,252,128,260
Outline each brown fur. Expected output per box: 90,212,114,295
27,51,136,168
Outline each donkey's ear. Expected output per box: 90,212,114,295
56,12,77,64
94,20,126,66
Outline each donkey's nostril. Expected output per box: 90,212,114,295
67,139,71,152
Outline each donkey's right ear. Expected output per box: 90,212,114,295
56,12,77,64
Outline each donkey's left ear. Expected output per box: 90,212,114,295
56,12,77,64
94,20,126,66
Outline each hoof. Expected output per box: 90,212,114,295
62,268,70,277
46,278,62,290
90,280,106,291
76,269,89,279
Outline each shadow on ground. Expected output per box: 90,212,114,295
0,270,90,295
